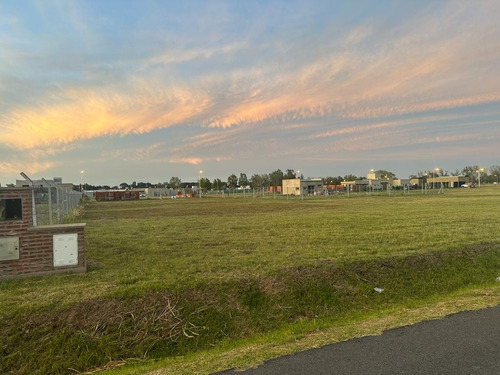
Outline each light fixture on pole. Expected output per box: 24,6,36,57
296,170,302,199
476,168,484,187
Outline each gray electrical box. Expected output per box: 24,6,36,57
53,233,78,267
0,237,20,261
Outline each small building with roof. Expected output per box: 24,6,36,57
282,178,324,196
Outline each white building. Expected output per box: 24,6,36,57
282,178,324,196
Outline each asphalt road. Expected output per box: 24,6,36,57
216,305,500,375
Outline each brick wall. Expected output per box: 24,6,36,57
0,188,86,279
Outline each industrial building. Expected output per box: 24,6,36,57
410,175,470,188
282,178,324,196
341,170,411,191
95,190,139,201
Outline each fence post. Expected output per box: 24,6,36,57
20,172,37,226
42,178,53,225
55,185,61,223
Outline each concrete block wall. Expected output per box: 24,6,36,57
0,187,86,279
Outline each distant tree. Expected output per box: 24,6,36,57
461,165,482,183
249,174,263,189
227,174,238,189
85,183,106,190
131,181,137,189
343,174,358,181
270,169,284,187
212,178,223,190
199,177,212,190
461,165,479,177
324,176,343,185
489,165,500,183
261,173,270,188
375,170,396,178
119,182,129,189
239,173,249,187
427,168,448,177
283,169,296,179
169,177,182,190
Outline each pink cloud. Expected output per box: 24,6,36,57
168,157,203,165
215,155,233,162
0,159,54,176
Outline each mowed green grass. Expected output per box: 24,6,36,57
73,187,499,292
1,187,499,374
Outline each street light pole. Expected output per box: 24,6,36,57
435,167,443,194
296,170,302,200
198,170,203,198
422,172,428,194
476,168,484,187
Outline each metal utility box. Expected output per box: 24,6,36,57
0,237,20,261
53,233,78,267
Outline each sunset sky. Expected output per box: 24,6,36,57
1,0,499,186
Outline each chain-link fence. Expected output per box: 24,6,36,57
19,173,82,226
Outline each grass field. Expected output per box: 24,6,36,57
1,187,499,374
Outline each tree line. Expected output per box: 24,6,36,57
410,165,500,184
80,165,500,191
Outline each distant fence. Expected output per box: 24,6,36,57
19,173,82,226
